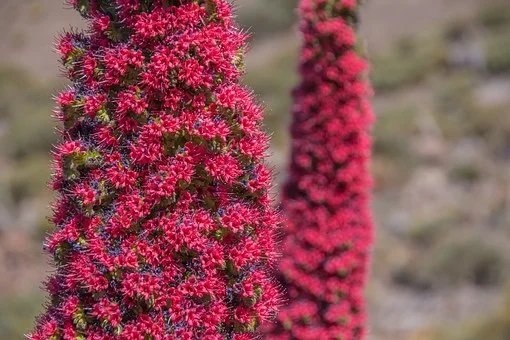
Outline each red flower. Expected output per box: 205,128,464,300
266,0,374,339
179,58,212,88
92,298,121,327
31,1,280,339
74,184,96,206
84,94,107,118
205,153,243,184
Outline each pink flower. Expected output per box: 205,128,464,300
116,89,148,116
31,1,280,339
84,94,106,117
266,0,374,339
205,153,243,184
74,184,96,206
92,298,122,327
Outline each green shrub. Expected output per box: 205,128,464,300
0,66,56,159
438,286,510,340
0,292,45,339
433,71,510,155
237,0,298,38
245,39,299,147
373,105,419,158
408,219,449,248
478,2,510,30
433,72,478,139
448,162,482,183
486,26,510,73
428,237,506,287
5,154,52,205
4,107,56,159
371,35,447,92
393,234,508,290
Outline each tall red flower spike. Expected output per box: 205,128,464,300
266,0,374,339
30,1,280,339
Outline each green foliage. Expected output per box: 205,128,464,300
244,39,299,147
373,105,418,158
371,35,447,92
4,154,52,205
433,72,478,139
0,66,56,159
478,2,510,30
5,106,56,159
371,105,420,188
433,71,510,155
393,233,508,290
407,219,449,248
438,287,510,340
460,317,510,340
428,236,506,286
448,162,482,183
486,25,510,73
475,2,510,73
0,292,45,339
0,66,55,207
237,0,298,38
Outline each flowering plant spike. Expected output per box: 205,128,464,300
30,1,281,338
267,0,374,339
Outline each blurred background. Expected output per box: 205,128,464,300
0,0,510,339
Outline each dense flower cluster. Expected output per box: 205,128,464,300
266,0,374,339
30,1,280,339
